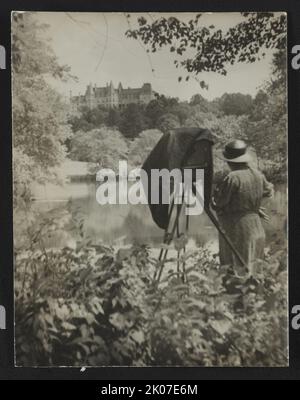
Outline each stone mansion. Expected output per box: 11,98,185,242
70,81,155,113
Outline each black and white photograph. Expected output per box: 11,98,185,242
12,11,288,367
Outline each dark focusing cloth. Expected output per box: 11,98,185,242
141,128,214,229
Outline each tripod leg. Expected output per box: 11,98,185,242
176,204,181,280
182,212,190,283
153,197,176,281
155,201,185,284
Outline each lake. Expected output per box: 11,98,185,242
26,179,287,252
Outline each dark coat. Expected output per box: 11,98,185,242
213,166,274,269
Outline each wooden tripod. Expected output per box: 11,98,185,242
153,187,246,284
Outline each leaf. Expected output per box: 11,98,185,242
43,314,54,326
80,324,90,339
90,298,105,315
210,319,232,336
171,283,189,292
93,335,106,347
187,299,207,310
189,271,208,281
109,313,127,330
61,321,77,331
131,330,145,344
55,304,69,320
85,313,96,325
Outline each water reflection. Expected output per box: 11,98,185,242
27,181,287,250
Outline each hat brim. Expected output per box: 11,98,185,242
223,153,252,163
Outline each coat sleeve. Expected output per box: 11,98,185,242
212,173,238,213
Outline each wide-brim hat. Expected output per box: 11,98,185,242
223,152,252,163
223,140,252,163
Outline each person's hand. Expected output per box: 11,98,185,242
259,207,270,222
211,197,217,210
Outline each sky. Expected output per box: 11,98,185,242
31,12,285,102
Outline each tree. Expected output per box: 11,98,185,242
157,113,180,134
218,93,253,116
126,13,287,86
190,95,222,115
69,128,128,170
12,13,72,79
68,115,95,133
126,12,287,181
86,107,109,126
69,107,109,132
145,95,179,127
244,60,287,173
249,90,269,122
106,108,121,127
119,104,148,138
167,102,192,125
128,129,163,167
190,94,210,108
12,12,73,204
186,111,247,144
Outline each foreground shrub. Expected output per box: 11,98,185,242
15,239,287,367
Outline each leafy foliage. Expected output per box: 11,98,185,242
122,12,287,182
218,93,253,116
149,250,287,366
68,84,286,181
69,128,129,169
68,94,189,137
128,129,163,167
15,218,287,367
15,241,152,366
12,12,72,79
126,13,287,85
12,12,73,206
119,104,150,138
157,113,180,134
245,50,287,180
69,107,109,133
